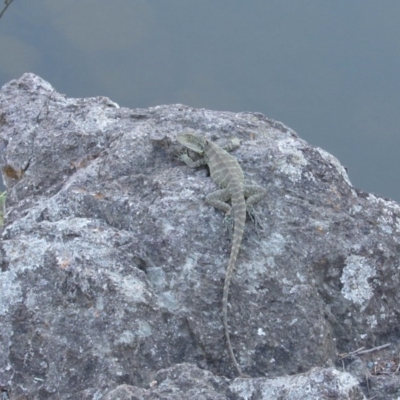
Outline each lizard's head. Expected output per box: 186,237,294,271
176,130,206,154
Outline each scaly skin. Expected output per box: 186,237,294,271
177,130,265,377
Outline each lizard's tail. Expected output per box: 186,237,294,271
223,191,246,376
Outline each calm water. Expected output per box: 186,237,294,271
1,1,400,201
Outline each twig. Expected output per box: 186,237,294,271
0,0,14,20
356,343,391,356
395,358,400,374
339,343,391,360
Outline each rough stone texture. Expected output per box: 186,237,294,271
0,73,399,399
102,364,363,400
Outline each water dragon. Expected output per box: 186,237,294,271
177,130,266,376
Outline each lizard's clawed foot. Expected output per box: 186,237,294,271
176,151,188,162
223,214,234,238
247,206,263,236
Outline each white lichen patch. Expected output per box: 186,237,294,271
367,193,400,210
180,253,202,275
263,232,286,256
257,328,266,336
0,270,22,315
259,232,286,272
116,321,151,345
2,237,48,272
303,170,316,182
340,255,376,310
276,138,308,182
366,194,400,234
366,315,378,329
106,271,148,304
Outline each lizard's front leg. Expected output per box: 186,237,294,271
221,138,241,153
178,153,207,168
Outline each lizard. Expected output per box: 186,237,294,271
177,130,266,377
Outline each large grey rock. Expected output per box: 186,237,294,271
102,364,363,400
0,73,398,399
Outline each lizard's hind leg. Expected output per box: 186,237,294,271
244,184,266,234
205,188,234,237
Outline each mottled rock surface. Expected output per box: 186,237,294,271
0,73,399,399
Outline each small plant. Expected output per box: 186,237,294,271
0,191,6,226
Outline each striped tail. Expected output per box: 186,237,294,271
222,188,246,376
